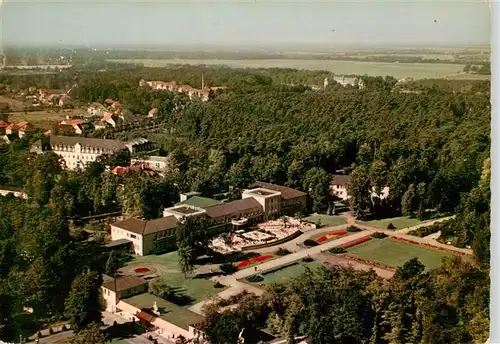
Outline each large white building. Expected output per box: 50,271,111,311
31,136,128,170
331,174,389,201
31,136,153,170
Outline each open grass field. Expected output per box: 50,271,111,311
346,238,455,271
129,251,221,305
256,260,323,285
305,213,347,227
7,109,83,129
0,95,25,110
357,216,428,230
441,73,491,80
108,58,465,80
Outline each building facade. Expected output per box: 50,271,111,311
101,275,149,313
31,136,128,170
110,216,179,256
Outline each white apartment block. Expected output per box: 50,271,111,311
31,136,127,170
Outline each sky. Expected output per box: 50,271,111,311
0,0,491,49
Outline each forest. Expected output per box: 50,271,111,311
0,63,491,343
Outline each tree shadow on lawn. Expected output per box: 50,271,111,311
195,251,260,265
105,322,147,340
167,286,195,306
192,271,222,279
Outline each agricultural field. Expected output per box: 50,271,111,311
7,109,82,129
107,59,466,80
0,95,25,110
346,238,455,271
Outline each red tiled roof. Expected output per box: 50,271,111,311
205,198,263,219
60,119,84,126
0,121,9,128
101,112,114,121
136,311,156,323
248,181,307,200
105,98,114,104
111,163,155,177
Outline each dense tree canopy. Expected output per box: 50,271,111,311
0,63,490,342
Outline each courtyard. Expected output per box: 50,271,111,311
209,216,314,254
124,252,223,305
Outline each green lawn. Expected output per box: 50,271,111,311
357,216,427,229
305,214,347,227
128,251,222,305
346,238,455,271
257,260,323,285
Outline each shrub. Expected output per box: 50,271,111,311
49,328,54,334
329,247,346,254
214,281,224,288
246,275,264,283
62,324,68,331
275,247,291,256
371,232,388,239
387,223,396,230
302,256,314,262
37,331,42,338
347,226,361,232
112,321,117,327
154,340,158,344
220,263,237,274
303,239,319,247
148,335,153,340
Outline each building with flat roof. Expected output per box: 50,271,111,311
163,205,207,220
176,195,222,208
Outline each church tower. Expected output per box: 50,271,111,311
323,76,329,89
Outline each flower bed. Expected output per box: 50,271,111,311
236,254,274,269
391,236,466,256
315,230,348,243
342,254,396,272
339,236,372,249
134,267,151,273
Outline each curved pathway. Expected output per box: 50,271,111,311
189,214,468,316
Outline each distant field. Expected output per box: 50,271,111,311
346,238,455,271
442,73,491,80
7,110,80,129
0,95,25,110
108,58,466,79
